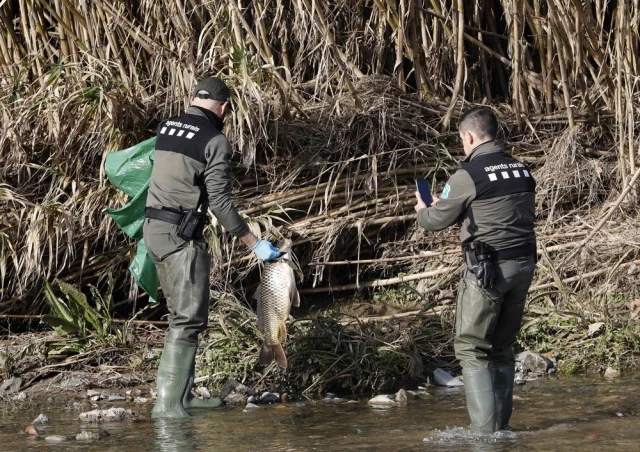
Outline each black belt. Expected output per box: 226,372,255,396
145,207,185,225
463,242,536,261
495,243,536,261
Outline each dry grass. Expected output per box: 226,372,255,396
0,1,638,319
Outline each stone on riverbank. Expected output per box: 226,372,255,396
0,376,21,394
604,367,621,378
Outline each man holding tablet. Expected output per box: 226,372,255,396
414,107,537,432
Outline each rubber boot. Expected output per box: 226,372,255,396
462,368,496,432
152,343,194,418
490,363,515,430
182,359,223,409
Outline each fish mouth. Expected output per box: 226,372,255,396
276,239,292,255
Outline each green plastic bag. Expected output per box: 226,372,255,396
105,137,156,198
105,137,157,301
106,179,149,240
129,239,158,301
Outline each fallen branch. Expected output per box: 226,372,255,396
528,259,640,291
299,267,456,293
0,314,168,326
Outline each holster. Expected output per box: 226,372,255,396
464,241,497,288
145,207,208,240
176,210,207,240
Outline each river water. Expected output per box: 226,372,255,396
1,375,638,451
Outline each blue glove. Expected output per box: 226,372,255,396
251,239,281,261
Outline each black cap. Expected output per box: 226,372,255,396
193,77,231,103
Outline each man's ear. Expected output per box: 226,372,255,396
466,131,475,145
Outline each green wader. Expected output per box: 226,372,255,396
144,218,223,418
454,256,536,432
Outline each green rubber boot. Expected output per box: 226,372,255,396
462,368,496,432
490,363,515,430
152,344,222,418
152,343,193,418
183,359,223,410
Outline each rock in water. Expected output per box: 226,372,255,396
223,392,248,405
258,392,281,404
45,435,69,442
514,372,527,385
604,367,621,378
219,379,241,400
368,395,397,406
32,414,50,425
395,389,408,404
76,431,101,441
516,351,553,376
79,407,138,422
432,368,464,387
25,425,39,435
196,387,211,399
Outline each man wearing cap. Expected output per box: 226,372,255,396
414,107,537,432
144,77,280,418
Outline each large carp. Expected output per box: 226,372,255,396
254,239,300,368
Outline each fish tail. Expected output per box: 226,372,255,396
258,342,288,369
273,343,288,368
258,343,274,365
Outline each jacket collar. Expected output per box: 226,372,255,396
186,106,224,131
463,140,504,162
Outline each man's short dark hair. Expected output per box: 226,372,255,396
458,107,498,140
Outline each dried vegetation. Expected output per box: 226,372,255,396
1,1,639,390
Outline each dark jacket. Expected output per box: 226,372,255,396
146,106,250,237
417,141,536,253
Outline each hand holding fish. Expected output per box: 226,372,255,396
254,239,300,368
